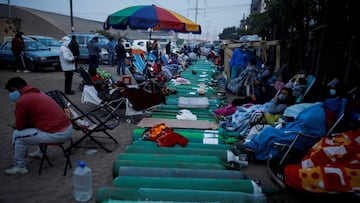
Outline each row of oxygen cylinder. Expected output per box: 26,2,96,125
95,128,268,203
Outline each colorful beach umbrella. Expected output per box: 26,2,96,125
103,4,201,34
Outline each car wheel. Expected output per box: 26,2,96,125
55,65,62,71
26,60,36,72
99,56,105,65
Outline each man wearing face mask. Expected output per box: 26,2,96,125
4,77,72,175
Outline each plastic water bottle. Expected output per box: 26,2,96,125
73,161,92,202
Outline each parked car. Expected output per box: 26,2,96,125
0,37,61,71
132,39,153,52
66,32,109,64
26,35,61,53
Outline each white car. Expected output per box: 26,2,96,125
132,39,153,52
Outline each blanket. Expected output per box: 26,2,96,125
245,102,326,160
284,129,360,194
122,87,166,111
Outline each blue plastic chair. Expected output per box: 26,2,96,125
295,74,316,103
133,54,146,73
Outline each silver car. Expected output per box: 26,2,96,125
66,32,109,64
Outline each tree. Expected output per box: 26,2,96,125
218,26,241,40
242,0,359,90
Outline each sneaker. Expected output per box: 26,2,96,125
29,150,43,159
5,166,29,175
16,70,21,73
23,70,31,73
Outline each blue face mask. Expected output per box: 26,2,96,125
278,94,288,101
9,90,21,102
329,89,336,96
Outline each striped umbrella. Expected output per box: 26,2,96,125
103,4,201,34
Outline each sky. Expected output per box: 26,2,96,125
3,0,252,40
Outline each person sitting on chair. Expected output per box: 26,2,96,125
218,87,295,138
4,77,73,175
129,65,147,84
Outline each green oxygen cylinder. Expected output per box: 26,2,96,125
112,160,225,178
132,140,231,150
132,128,225,144
117,166,246,179
117,153,223,164
113,176,261,194
95,187,266,203
123,145,248,169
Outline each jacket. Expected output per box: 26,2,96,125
230,48,248,68
59,36,75,71
11,38,24,54
68,39,80,57
15,85,71,132
87,39,101,56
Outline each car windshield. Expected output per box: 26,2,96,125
38,38,61,47
24,40,50,51
97,37,109,46
205,43,214,49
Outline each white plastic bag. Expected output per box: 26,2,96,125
176,109,197,120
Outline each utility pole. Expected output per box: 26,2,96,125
195,0,198,23
70,0,74,32
8,0,11,17
188,0,205,41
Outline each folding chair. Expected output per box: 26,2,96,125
78,67,95,86
46,90,120,152
134,54,145,72
295,74,316,103
276,98,347,165
161,54,170,65
267,98,349,191
133,54,146,73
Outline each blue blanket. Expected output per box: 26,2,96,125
245,102,326,160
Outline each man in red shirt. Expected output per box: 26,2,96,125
4,77,72,175
11,33,27,72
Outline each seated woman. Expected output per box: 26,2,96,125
285,77,308,100
238,96,347,161
219,87,295,138
268,98,360,194
129,65,147,84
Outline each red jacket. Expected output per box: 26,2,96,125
11,38,24,54
15,85,71,132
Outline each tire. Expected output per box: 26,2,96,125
125,118,132,124
26,60,36,72
54,65,62,71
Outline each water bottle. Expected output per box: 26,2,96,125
73,161,92,202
